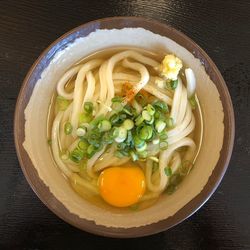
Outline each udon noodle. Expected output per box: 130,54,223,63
49,48,198,209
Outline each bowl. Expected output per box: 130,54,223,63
14,17,235,237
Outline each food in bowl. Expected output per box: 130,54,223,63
18,20,232,233
48,47,202,209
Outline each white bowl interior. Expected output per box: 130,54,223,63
23,28,224,228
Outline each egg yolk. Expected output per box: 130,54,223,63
98,166,146,207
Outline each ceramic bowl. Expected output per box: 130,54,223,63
14,17,234,237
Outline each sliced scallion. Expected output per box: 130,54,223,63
164,167,172,176
189,95,197,109
64,122,72,135
170,79,178,90
123,119,134,130
166,117,174,128
84,102,94,114
142,110,151,121
78,140,89,151
76,127,86,137
111,96,123,103
114,127,127,143
112,101,123,112
56,96,70,111
129,150,139,161
135,141,147,152
87,145,96,158
70,148,84,163
135,115,144,126
138,125,153,140
98,119,111,132
155,120,166,133
146,104,155,116
153,100,169,112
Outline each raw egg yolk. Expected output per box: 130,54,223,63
98,166,146,207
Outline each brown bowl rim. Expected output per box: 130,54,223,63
14,16,235,238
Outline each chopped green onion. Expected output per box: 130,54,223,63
146,104,155,116
78,140,89,151
138,125,153,140
117,142,127,150
112,102,123,112
166,117,174,128
142,110,151,121
135,93,146,106
111,96,123,103
123,105,133,116
135,141,147,152
76,127,86,137
180,160,193,176
108,127,118,139
123,119,134,130
159,132,168,141
170,173,183,186
135,115,144,126
79,113,92,123
56,96,70,111
189,95,197,109
129,150,139,161
153,100,169,112
170,79,178,90
102,133,113,144
47,139,52,145
87,145,96,158
110,113,119,124
138,150,148,159
89,115,105,127
145,115,154,125
64,122,73,135
155,120,166,133
165,184,176,195
164,167,172,176
114,127,127,143
98,119,111,132
70,148,84,163
115,151,125,158
133,135,144,147
160,141,168,150
84,102,94,114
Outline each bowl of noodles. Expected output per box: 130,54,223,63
14,17,234,237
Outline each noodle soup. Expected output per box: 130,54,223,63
47,47,203,211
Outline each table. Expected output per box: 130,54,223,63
0,1,249,249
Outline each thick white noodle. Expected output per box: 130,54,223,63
57,66,81,100
170,77,183,124
82,71,95,104
121,59,150,94
86,146,107,179
51,111,72,177
70,59,103,135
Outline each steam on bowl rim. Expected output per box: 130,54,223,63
14,16,235,238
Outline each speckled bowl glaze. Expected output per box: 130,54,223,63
14,17,234,237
